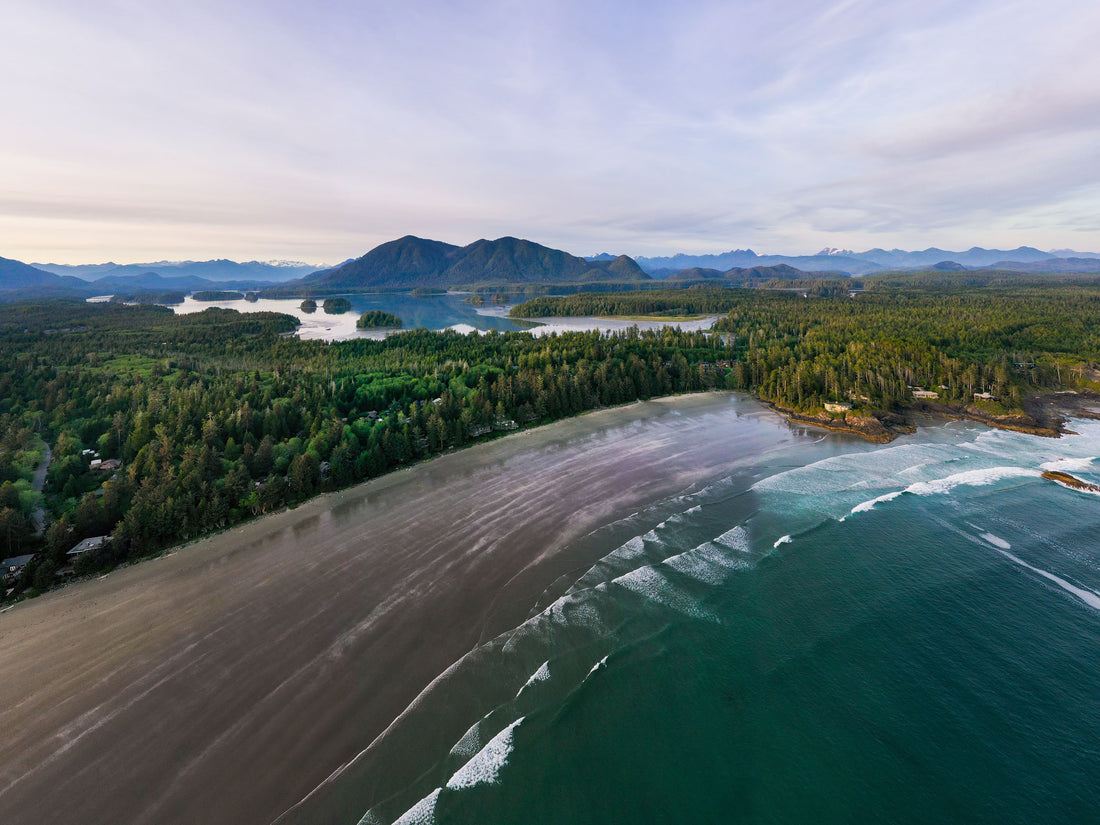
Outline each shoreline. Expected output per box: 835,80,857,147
0,392,798,825
764,390,1100,444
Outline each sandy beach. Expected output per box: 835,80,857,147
0,393,801,825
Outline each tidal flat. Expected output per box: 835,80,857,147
0,393,818,825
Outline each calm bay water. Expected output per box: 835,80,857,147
358,415,1100,825
167,294,717,340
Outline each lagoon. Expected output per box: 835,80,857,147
166,293,718,340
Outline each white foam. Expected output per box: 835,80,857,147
997,550,1100,610
1039,457,1097,473
446,717,524,790
850,490,904,514
906,466,1040,496
612,565,720,621
980,533,1011,550
773,535,792,548
391,787,441,825
663,538,751,585
711,525,750,553
588,655,608,676
449,720,483,759
517,661,550,696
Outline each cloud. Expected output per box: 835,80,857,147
1,0,1098,261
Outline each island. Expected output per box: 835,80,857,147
300,298,317,312
356,310,403,328
192,290,244,301
322,297,352,314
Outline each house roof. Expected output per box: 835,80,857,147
68,536,111,556
2,554,35,569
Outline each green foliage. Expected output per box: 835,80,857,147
0,300,727,597
4,283,1099,599
709,286,1100,411
356,310,403,328
192,291,244,301
322,298,352,314
510,287,742,318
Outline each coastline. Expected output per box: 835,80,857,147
764,390,1100,444
0,392,801,825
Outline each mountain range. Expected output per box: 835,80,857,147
33,259,323,283
627,246,1100,276
301,235,651,289
4,239,1100,301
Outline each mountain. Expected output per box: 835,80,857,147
305,236,463,288
306,236,651,289
442,237,595,284
635,249,762,273
730,264,808,280
0,256,86,289
0,256,91,300
597,254,649,281
854,246,1051,269
90,272,216,292
982,257,1100,274
33,259,324,283
636,249,879,276
658,263,813,283
1050,249,1100,260
664,267,729,281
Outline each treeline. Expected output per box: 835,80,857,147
6,284,1100,601
711,287,1100,411
509,286,744,318
109,292,187,305
0,301,728,599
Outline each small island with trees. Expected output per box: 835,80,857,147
192,290,244,301
323,297,352,314
300,299,317,312
356,310,403,328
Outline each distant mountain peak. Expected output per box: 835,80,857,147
303,236,649,288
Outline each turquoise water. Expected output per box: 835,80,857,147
358,417,1100,825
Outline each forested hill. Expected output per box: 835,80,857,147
304,236,651,289
0,256,88,296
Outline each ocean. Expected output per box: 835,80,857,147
356,413,1100,825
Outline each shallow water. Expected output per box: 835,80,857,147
355,416,1100,825
168,294,717,340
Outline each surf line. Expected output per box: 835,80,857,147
996,549,1100,610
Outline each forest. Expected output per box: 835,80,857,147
511,283,1100,411
0,301,726,599
3,282,1099,601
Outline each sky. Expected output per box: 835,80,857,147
2,0,1099,264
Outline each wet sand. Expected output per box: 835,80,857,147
0,393,803,825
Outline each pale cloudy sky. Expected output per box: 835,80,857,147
2,0,1098,263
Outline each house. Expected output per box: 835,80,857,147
67,536,111,560
2,554,35,582
912,389,939,399
90,458,122,473
824,402,851,414
974,392,997,401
